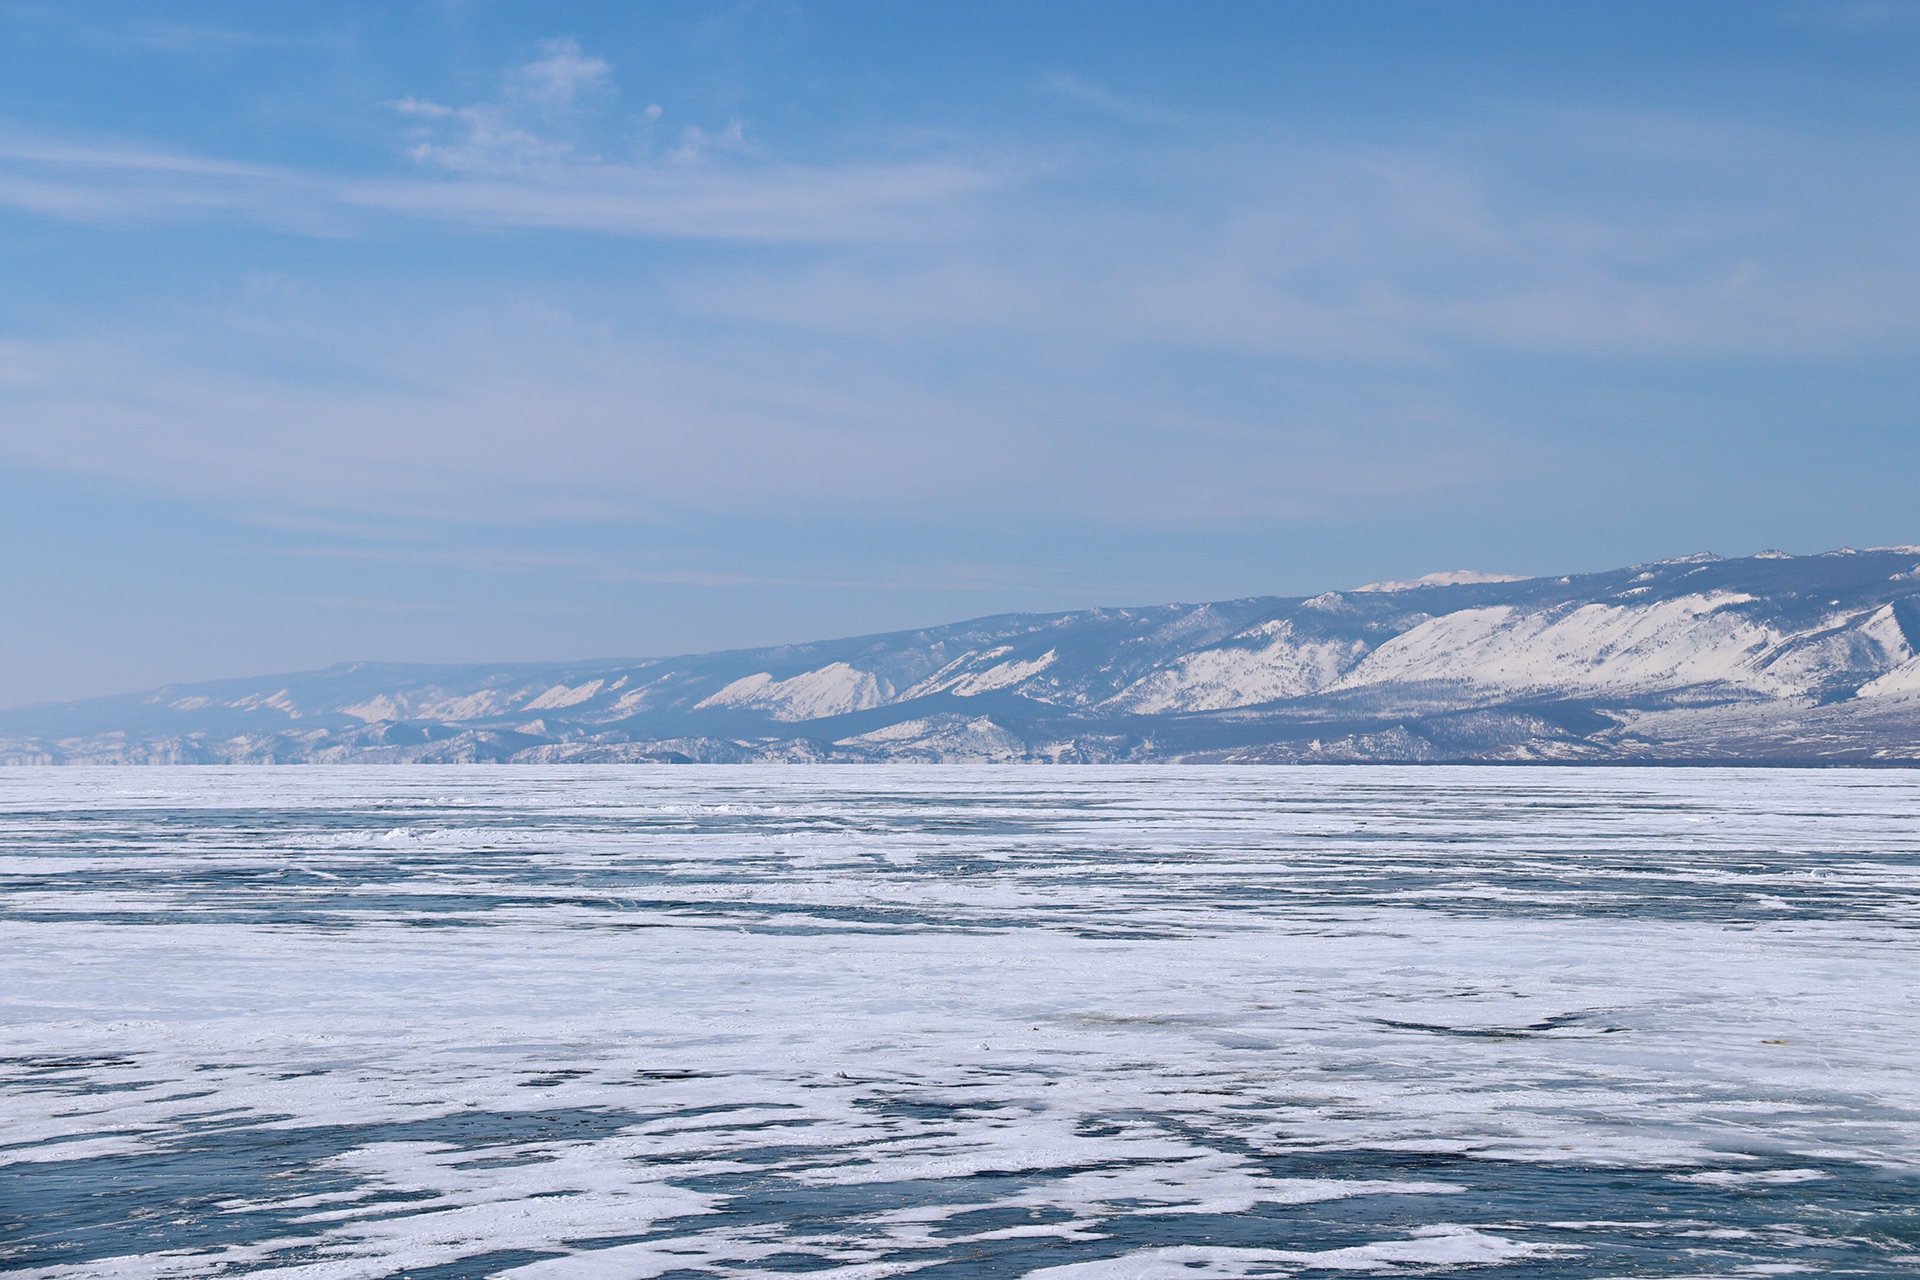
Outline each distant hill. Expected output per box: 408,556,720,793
7,548,1920,764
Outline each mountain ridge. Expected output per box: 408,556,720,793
8,546,1920,765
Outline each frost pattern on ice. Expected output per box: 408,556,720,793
4,766,1920,1277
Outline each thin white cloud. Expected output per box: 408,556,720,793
6,3,340,56
340,159,992,238
0,128,997,242
1041,72,1191,126
671,126,1920,364
395,39,616,171
1775,1,1920,32
670,119,749,164
0,36,1001,240
7,98,1920,539
274,544,1009,593
114,21,287,53
391,97,456,120
5,40,1919,547
11,38,1908,360
509,38,612,110
0,292,1505,534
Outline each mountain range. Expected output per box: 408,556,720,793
7,548,1920,765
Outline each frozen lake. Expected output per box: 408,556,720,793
4,765,1919,1277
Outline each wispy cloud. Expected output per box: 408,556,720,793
0,133,336,229
510,38,612,110
16,38,1907,359
7,96,1920,542
0,37,996,241
5,39,1919,550
1041,72,1191,126
1775,1,1920,33
0,128,996,241
7,3,337,56
0,284,1521,540
394,38,617,171
279,545,1018,593
675,123,1920,364
341,158,994,239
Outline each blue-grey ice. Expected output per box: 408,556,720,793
4,765,1918,1276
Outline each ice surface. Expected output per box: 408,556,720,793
4,765,1919,1277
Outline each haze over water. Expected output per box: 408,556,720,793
6,765,1918,1277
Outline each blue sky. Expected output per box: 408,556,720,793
3,1,1919,704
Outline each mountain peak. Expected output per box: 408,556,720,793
1350,570,1527,593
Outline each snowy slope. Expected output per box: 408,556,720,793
6,547,1920,764
1107,620,1367,712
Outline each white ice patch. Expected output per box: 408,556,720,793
1023,1246,1306,1278
1673,1169,1831,1186
1025,1227,1561,1277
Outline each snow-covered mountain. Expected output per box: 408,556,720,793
8,548,1920,764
